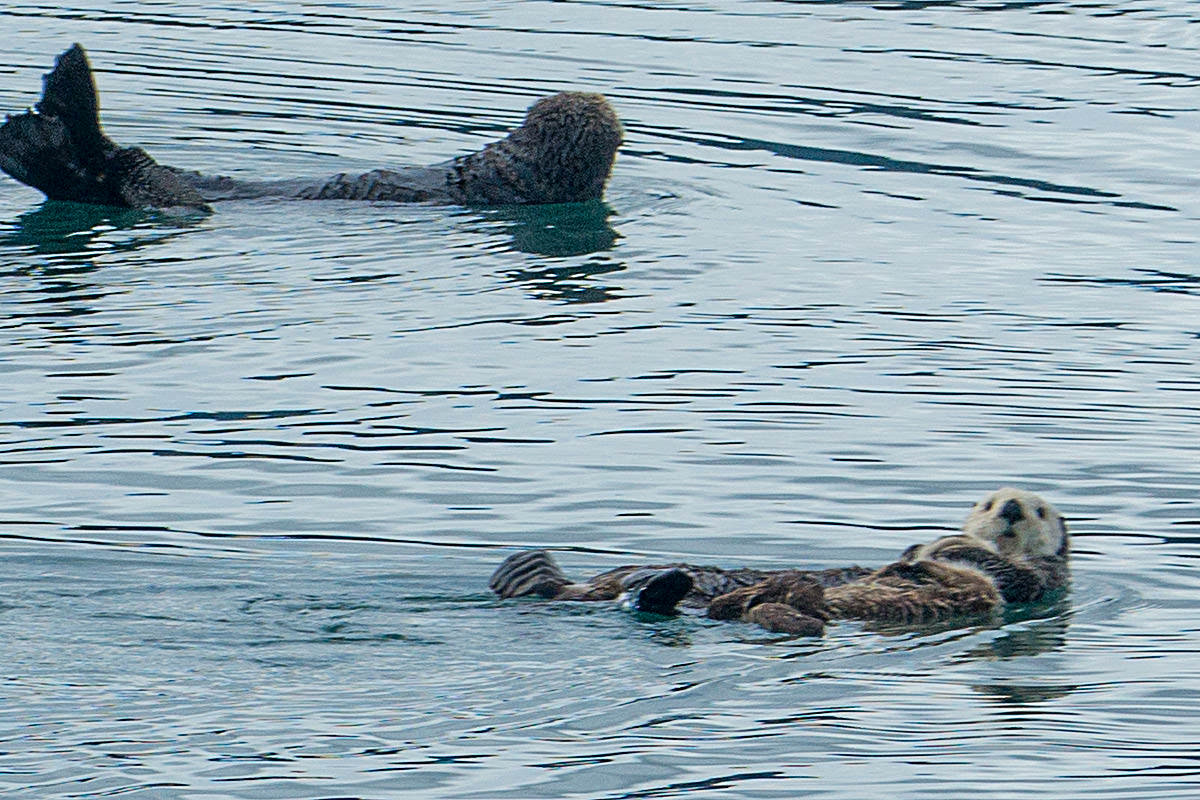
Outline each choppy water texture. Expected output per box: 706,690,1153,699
2,2,1199,798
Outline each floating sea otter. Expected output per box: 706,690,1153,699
0,45,623,212
490,488,1070,635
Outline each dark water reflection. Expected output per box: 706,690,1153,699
3,0,1200,798
2,203,154,254
488,200,620,257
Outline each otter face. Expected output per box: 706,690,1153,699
962,488,1067,560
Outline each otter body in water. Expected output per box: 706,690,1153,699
490,488,1070,635
0,45,623,212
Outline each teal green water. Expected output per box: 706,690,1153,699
2,2,1199,798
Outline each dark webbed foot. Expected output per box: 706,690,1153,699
630,568,693,615
0,44,209,211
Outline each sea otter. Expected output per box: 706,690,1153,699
0,45,623,212
489,488,1069,635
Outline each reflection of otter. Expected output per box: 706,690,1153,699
0,45,622,213
490,488,1070,636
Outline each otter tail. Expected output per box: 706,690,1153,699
0,44,209,211
489,550,572,599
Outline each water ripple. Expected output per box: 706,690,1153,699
3,1,1200,798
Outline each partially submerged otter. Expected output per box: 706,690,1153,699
0,45,623,212
490,488,1070,635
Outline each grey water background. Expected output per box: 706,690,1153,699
1,1,1198,797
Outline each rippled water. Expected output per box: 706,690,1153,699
2,1,1199,798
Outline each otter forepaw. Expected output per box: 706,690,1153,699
745,602,826,636
707,574,828,626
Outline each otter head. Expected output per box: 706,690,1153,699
962,487,1068,560
503,92,623,203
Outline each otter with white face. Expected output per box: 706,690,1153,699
902,488,1068,564
490,488,1070,636
822,488,1070,630
962,486,1069,560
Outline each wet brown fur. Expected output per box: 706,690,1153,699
452,92,622,205
490,488,1069,636
0,45,623,210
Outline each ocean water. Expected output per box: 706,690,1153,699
1,1,1199,798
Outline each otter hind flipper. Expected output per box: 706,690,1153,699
627,568,693,616
489,549,571,599
0,43,113,203
37,44,106,160
0,44,210,211
0,112,78,200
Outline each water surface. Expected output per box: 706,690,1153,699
2,1,1199,798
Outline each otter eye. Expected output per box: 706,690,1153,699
1036,507,1046,519
982,500,993,512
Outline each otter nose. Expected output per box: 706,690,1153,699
999,498,1023,524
